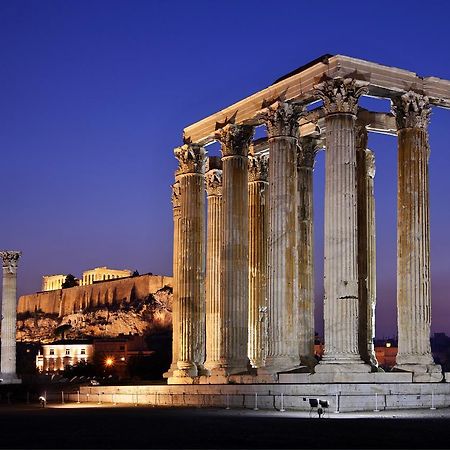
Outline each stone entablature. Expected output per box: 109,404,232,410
183,54,450,144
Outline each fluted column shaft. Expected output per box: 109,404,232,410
165,182,181,377
205,159,223,371
171,144,206,379
248,153,269,368
356,125,378,367
0,251,21,379
264,102,301,372
216,124,253,375
315,78,369,372
393,92,439,374
297,138,317,366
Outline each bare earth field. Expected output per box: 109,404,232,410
0,404,449,449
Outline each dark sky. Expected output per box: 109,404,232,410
1,0,449,338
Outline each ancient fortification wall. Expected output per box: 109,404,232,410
18,274,172,317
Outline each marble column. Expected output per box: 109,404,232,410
263,101,302,372
204,157,223,372
215,124,253,376
392,91,441,381
170,144,206,381
314,78,370,373
164,181,181,378
356,123,378,367
0,251,21,382
248,152,269,368
297,137,318,368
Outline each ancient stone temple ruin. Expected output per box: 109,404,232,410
167,55,450,385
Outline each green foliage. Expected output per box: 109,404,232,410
63,360,98,378
54,323,72,340
61,274,79,289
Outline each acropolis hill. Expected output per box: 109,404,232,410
16,274,173,343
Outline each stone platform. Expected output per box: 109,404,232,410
0,375,21,385
71,379,450,412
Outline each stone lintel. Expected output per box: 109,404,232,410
183,55,450,144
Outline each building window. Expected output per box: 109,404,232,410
81,349,86,355
49,348,55,355
65,349,70,356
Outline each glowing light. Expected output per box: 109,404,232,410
386,342,391,348
105,357,114,367
120,357,125,361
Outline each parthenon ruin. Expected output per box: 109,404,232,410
167,55,450,385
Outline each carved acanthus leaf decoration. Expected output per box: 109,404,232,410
248,153,269,182
215,124,254,157
171,181,181,208
205,169,223,196
297,137,319,169
261,101,303,138
0,251,21,273
391,91,431,130
174,144,206,175
314,77,368,116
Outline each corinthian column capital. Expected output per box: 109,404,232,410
174,144,206,175
0,251,21,274
205,169,222,196
262,101,303,138
392,91,431,130
315,77,368,116
215,124,254,157
248,153,269,182
297,137,319,169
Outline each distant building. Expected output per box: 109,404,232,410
81,267,132,286
36,334,152,377
93,335,153,378
375,342,398,369
42,274,68,291
36,340,94,372
41,266,132,291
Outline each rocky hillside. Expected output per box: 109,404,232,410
17,286,172,343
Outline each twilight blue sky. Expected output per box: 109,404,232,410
1,0,449,337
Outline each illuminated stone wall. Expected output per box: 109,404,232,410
18,274,172,317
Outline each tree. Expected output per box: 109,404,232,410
62,274,79,289
132,270,140,277
54,323,72,340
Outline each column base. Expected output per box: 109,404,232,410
0,374,21,384
208,364,249,378
395,352,434,366
263,356,301,374
300,355,319,371
169,363,198,379
196,364,210,377
162,362,178,379
315,354,371,373
167,375,198,385
394,364,443,382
